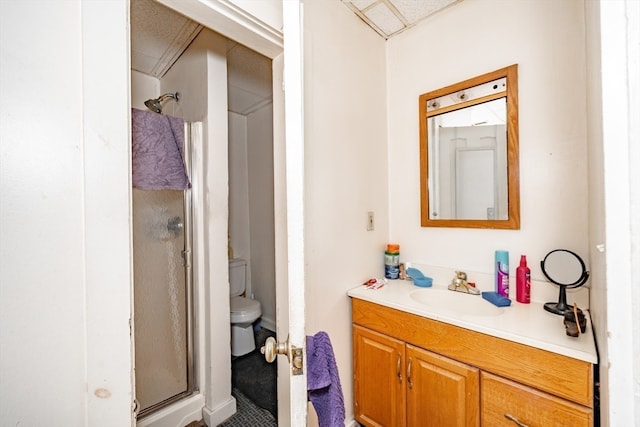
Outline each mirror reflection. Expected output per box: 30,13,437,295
541,250,587,286
428,98,507,220
420,65,520,229
540,249,590,315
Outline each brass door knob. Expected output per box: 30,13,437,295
260,335,305,375
260,336,289,363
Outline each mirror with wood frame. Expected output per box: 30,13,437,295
419,64,520,229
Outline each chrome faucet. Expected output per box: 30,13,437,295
448,271,480,295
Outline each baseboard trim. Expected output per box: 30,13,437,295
202,395,237,426
259,316,276,332
136,394,205,427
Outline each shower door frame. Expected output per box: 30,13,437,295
135,123,196,420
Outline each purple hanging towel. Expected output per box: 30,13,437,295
131,108,190,190
306,331,345,427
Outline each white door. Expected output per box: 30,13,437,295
455,148,496,219
273,2,308,425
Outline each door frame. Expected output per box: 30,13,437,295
278,2,308,424
155,0,307,424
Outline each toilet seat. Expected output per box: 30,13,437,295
230,296,261,323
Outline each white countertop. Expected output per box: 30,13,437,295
348,280,598,364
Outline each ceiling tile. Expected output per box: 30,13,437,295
343,0,462,38
390,0,458,23
351,0,377,9
365,3,405,37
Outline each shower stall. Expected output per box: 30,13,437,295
132,109,197,418
133,187,193,415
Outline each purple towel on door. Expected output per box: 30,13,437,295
132,108,190,190
306,331,345,427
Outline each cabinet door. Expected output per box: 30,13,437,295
481,372,592,427
406,345,480,427
353,325,406,427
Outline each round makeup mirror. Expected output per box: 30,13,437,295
540,249,589,315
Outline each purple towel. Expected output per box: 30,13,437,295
306,331,345,427
132,108,190,190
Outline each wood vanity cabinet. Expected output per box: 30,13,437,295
353,326,479,427
481,372,592,426
353,325,406,426
406,343,479,426
352,299,594,427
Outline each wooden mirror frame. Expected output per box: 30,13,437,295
419,64,520,229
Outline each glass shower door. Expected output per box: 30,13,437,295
133,188,190,414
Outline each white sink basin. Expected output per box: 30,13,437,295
410,288,505,317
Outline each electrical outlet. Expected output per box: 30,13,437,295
367,211,374,231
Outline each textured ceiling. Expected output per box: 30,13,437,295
130,0,202,78
342,0,460,38
130,0,460,115
130,0,272,115
226,41,273,116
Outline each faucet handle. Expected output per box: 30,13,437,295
449,271,480,294
455,270,468,281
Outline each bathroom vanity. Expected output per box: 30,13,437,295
348,281,597,427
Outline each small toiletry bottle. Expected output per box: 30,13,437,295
516,255,531,303
384,244,400,279
495,250,509,297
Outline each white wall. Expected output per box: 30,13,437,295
387,0,589,287
247,104,276,330
302,1,388,422
228,0,282,32
228,105,277,331
1,3,86,425
585,2,609,423
586,0,640,425
157,0,283,60
1,2,132,426
228,111,251,262
131,71,160,109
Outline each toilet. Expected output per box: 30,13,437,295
229,258,262,356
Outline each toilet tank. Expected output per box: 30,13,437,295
229,258,247,297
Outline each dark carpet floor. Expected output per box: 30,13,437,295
231,328,277,419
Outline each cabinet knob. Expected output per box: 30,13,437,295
396,353,402,383
407,357,413,389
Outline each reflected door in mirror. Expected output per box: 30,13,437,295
428,102,507,220
420,65,519,229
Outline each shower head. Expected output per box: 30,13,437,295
144,92,179,114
